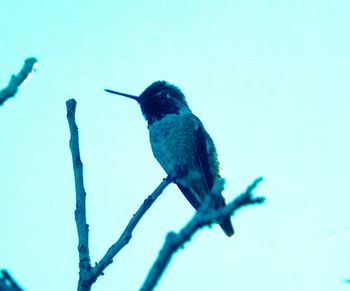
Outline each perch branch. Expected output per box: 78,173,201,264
0,57,38,106
140,177,265,291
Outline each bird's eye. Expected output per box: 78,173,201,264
153,92,163,100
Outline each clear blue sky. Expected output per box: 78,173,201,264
1,1,349,290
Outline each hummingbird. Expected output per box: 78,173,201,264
105,81,234,237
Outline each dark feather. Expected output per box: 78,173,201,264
192,115,215,190
220,218,235,237
177,183,234,236
139,81,189,125
192,115,235,237
176,184,201,209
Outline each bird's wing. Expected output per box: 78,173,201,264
174,114,217,209
184,115,235,237
192,116,235,237
176,183,201,209
191,114,219,190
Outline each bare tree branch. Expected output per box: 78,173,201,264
0,59,38,291
66,99,172,290
0,270,23,291
140,177,265,291
0,58,38,106
66,99,91,290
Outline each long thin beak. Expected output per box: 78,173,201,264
104,89,140,101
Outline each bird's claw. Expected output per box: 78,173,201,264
173,164,188,177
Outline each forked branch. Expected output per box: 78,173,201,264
140,178,265,291
66,99,171,290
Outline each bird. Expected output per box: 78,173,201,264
105,81,234,237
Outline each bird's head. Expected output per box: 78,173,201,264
105,81,189,125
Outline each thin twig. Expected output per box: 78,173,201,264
66,99,91,291
0,58,38,106
140,177,265,291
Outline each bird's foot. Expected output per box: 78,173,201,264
166,164,189,183
173,164,188,177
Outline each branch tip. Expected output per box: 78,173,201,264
0,57,38,106
66,98,77,110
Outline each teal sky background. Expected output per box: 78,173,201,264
1,1,350,290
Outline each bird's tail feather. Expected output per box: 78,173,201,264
220,217,235,237
177,183,235,237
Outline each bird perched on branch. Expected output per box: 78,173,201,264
105,81,234,237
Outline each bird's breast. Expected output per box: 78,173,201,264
149,113,199,178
